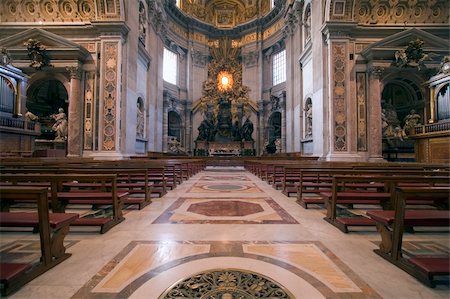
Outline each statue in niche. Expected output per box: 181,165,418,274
304,7,311,41
241,118,254,141
403,109,421,135
136,100,145,139
382,104,406,143
305,102,312,137
50,108,68,141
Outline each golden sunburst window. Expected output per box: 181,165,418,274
217,71,233,92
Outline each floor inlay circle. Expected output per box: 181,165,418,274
206,184,245,191
160,269,293,298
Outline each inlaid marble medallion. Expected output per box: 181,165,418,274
71,241,381,299
152,197,298,224
199,175,250,181
188,182,262,193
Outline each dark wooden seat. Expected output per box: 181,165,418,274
0,187,78,296
0,212,78,229
367,186,450,288
323,175,449,233
0,174,126,234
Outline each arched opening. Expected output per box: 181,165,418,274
381,78,424,123
168,111,182,142
268,111,281,142
381,78,424,161
26,79,68,140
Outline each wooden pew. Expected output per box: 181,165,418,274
323,175,449,233
0,174,126,234
367,186,450,288
0,186,78,296
296,168,450,209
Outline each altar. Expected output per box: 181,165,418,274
208,142,241,156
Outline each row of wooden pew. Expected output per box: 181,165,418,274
0,157,206,296
244,158,450,288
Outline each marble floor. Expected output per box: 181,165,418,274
2,166,449,298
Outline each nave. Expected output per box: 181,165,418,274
3,167,448,298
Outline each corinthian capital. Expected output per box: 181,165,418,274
368,66,384,79
66,66,82,79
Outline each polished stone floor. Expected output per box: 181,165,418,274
3,167,449,298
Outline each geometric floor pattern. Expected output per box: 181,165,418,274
4,167,449,298
71,241,380,298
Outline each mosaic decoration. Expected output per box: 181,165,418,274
356,72,367,151
72,241,380,298
0,0,96,23
332,43,347,151
161,269,292,298
152,197,298,224
355,0,449,25
84,72,95,150
102,41,119,151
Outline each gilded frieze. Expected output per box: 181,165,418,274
355,0,449,24
263,20,284,40
189,32,207,44
0,0,96,23
169,22,188,39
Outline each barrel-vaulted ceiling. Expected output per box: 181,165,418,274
177,0,272,28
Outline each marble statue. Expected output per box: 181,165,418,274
50,108,68,141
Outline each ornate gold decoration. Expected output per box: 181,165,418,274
177,0,272,28
0,0,96,23
160,269,293,298
102,41,119,151
196,38,252,122
356,72,368,151
217,71,233,92
332,43,347,151
354,0,449,24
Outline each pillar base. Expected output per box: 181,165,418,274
325,152,364,162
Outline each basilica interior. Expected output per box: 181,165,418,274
0,0,449,298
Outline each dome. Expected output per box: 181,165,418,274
174,0,274,29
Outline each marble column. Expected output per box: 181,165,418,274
280,91,287,153
257,100,264,155
368,67,385,161
66,66,83,157
162,91,169,152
